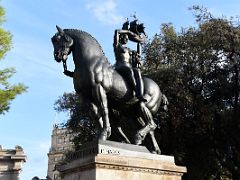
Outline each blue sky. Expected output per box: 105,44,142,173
1,0,240,179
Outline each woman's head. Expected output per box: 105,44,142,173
119,34,128,44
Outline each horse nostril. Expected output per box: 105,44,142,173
55,51,62,58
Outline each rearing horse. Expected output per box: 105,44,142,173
51,26,167,154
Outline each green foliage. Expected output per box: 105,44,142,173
0,68,26,114
0,6,12,60
54,93,99,150
0,5,27,115
143,5,240,179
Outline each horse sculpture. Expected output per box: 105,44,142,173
51,26,167,154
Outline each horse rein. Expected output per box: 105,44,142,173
63,60,67,72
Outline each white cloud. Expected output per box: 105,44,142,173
86,0,123,25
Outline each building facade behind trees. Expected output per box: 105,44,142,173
47,125,74,180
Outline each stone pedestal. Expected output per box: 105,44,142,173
59,140,186,180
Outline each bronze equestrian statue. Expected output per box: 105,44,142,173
51,24,168,154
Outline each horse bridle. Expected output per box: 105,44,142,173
63,60,67,72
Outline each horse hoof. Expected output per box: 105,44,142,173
99,128,111,140
98,131,108,140
151,150,161,154
156,149,161,155
121,140,131,144
99,134,107,140
133,134,143,145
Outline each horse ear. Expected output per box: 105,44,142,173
56,25,64,35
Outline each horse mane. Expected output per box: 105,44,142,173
63,29,108,60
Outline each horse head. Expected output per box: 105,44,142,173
51,25,73,63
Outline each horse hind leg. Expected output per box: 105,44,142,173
134,102,154,144
149,130,161,154
116,126,131,143
134,102,161,154
109,110,131,144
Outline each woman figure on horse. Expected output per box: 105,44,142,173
113,19,147,102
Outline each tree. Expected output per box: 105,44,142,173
54,92,99,149
0,5,27,115
143,5,240,179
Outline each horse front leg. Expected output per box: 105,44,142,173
92,84,111,140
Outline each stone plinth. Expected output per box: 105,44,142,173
59,140,186,180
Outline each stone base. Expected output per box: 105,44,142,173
59,140,186,180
